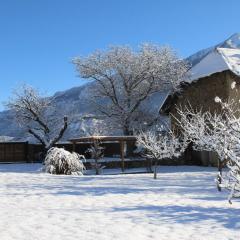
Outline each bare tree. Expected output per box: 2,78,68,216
176,94,240,203
137,127,186,179
73,44,188,135
86,139,105,175
7,85,68,156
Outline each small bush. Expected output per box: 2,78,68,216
44,147,85,175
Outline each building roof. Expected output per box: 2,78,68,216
187,47,240,82
69,136,137,143
159,48,240,115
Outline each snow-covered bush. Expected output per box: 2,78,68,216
44,147,85,175
137,127,187,179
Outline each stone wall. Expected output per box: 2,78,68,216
168,70,240,166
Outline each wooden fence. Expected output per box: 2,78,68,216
0,141,137,163
0,141,218,166
0,142,28,163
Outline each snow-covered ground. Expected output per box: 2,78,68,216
0,164,239,240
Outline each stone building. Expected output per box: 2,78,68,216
160,47,240,165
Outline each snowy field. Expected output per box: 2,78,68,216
0,164,239,240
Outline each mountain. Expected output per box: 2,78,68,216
0,81,165,142
1,33,240,141
186,33,240,67
0,82,99,142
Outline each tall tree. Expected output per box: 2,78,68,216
73,44,188,135
7,85,68,156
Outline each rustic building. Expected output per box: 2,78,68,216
160,47,240,165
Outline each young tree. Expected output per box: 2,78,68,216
73,44,188,135
176,95,240,203
86,139,105,175
7,85,68,156
137,127,186,179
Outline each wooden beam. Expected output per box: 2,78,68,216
120,140,125,172
69,136,136,143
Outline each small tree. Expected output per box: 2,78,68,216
86,139,105,175
73,44,188,135
137,127,186,179
7,85,68,157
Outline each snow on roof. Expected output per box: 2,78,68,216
187,47,240,82
219,48,240,75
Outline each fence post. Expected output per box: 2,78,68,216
120,140,125,172
25,141,29,163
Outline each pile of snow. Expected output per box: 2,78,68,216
44,147,85,175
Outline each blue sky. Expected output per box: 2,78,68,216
0,0,239,110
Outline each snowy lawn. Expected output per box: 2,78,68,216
0,164,239,240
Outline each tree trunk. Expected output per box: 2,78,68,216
154,159,158,179
217,158,228,191
123,127,133,136
95,157,100,175
123,125,133,157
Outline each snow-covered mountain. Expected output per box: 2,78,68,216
0,81,165,142
187,33,240,67
1,33,240,141
0,82,98,142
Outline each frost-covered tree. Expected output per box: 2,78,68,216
86,139,105,175
81,120,106,175
73,44,188,135
44,147,85,175
137,127,186,179
7,85,68,156
176,92,240,203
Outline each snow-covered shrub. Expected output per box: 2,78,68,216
44,147,85,175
